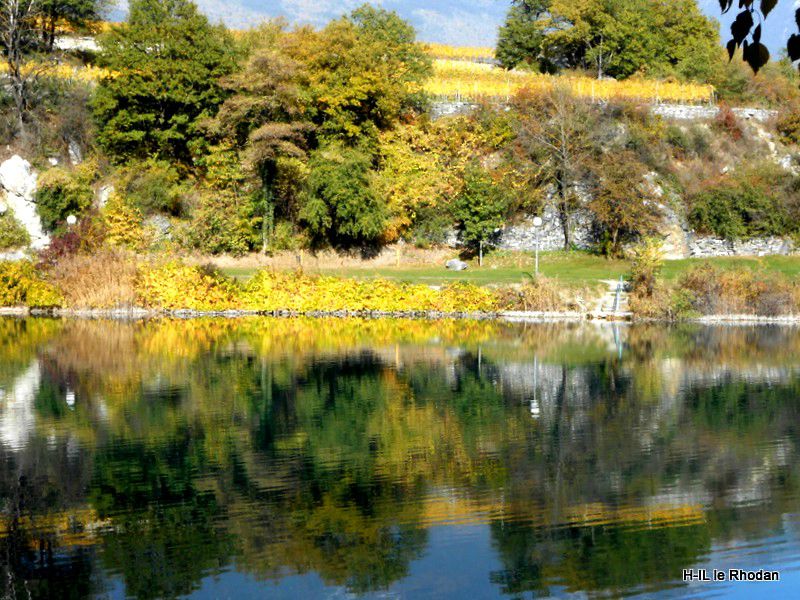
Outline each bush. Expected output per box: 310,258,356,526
776,103,800,145
35,166,95,232
665,125,690,155
0,210,30,250
629,238,663,297
436,281,498,313
46,250,138,309
714,104,743,141
300,145,388,248
688,181,789,239
182,189,257,256
268,221,304,252
629,282,681,320
496,277,569,312
678,264,799,316
103,193,148,251
665,124,711,158
0,261,62,307
114,159,184,215
242,270,497,313
136,262,241,310
628,239,678,319
36,213,107,269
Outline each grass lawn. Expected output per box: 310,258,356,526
222,251,800,288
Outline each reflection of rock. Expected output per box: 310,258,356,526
0,360,40,450
0,155,49,250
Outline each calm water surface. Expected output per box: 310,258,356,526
1,318,800,599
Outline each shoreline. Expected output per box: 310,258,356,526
2,306,800,325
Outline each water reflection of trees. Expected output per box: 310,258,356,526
0,319,799,598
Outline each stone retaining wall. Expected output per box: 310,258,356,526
497,203,595,251
494,202,795,258
430,101,777,123
687,235,793,257
651,104,777,122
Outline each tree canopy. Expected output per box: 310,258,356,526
93,0,236,164
497,0,722,81
297,4,431,145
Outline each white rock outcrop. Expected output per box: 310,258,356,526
54,36,100,53
0,155,49,250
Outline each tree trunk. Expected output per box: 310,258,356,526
46,17,55,52
261,188,274,254
556,180,572,250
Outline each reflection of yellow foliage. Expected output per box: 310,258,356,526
0,509,111,549
563,502,705,529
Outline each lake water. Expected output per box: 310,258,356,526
1,318,800,599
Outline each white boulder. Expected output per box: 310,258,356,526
0,155,49,250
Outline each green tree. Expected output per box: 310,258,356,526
451,165,509,253
93,0,235,164
497,0,553,71
300,144,388,247
0,208,30,249
497,0,721,81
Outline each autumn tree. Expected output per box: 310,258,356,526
93,0,235,164
295,4,431,146
588,152,661,257
512,87,596,249
0,0,42,135
207,21,310,251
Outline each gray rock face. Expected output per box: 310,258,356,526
97,185,114,209
68,140,83,165
494,194,796,259
54,36,99,52
145,215,172,242
0,156,49,250
446,259,468,271
498,202,595,252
